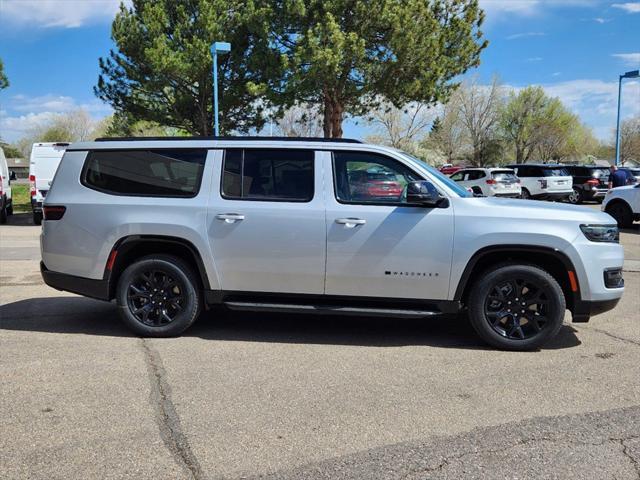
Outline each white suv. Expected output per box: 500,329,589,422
602,184,640,228
507,164,573,200
40,138,624,350
449,168,521,197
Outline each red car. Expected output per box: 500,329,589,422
349,171,403,200
439,165,463,175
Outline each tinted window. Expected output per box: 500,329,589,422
333,151,421,204
222,149,314,202
83,149,206,197
542,167,569,176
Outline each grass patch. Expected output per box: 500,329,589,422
11,184,31,213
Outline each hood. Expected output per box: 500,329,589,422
467,197,615,224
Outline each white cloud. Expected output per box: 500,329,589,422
526,57,544,62
593,17,612,23
612,53,640,67
506,32,546,40
0,93,112,141
612,2,640,13
480,0,598,19
0,0,124,29
552,72,562,76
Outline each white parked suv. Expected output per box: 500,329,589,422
506,164,573,200
40,138,624,350
449,168,522,197
602,184,640,228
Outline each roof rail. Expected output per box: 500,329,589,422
94,136,363,144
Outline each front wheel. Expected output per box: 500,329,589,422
606,202,633,228
467,264,565,351
116,255,202,337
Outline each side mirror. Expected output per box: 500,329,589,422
406,181,449,208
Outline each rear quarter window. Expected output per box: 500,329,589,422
82,149,206,197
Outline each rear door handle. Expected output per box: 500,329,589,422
216,213,245,223
335,217,366,228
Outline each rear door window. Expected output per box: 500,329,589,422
83,149,206,197
221,149,314,202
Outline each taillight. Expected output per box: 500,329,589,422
486,179,497,185
43,206,66,220
586,178,599,186
29,174,36,197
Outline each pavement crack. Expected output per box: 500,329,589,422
589,328,640,347
612,436,640,479
140,338,207,480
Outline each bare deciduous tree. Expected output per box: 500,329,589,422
457,77,504,167
619,116,640,165
366,101,436,151
274,104,323,137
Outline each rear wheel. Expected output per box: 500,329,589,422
116,255,201,337
467,264,565,351
521,188,531,199
567,188,582,204
33,211,42,225
606,202,633,228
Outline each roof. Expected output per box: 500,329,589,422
94,136,362,144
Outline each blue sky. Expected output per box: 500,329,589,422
0,0,638,143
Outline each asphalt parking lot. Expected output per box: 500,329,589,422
1,209,639,480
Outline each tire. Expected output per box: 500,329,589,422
467,263,565,351
0,205,7,224
521,188,531,199
116,255,202,337
567,188,582,204
7,203,13,216
33,211,42,225
606,202,633,229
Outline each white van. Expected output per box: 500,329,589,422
29,143,68,225
0,147,13,223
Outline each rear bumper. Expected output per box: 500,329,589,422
537,191,572,200
583,188,608,200
40,262,110,301
572,298,621,323
31,199,42,213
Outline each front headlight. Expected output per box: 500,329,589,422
580,224,619,243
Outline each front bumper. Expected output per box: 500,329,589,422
540,191,573,200
41,262,110,301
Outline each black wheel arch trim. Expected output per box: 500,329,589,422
453,244,579,306
105,235,212,299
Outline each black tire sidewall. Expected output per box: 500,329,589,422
33,212,42,225
521,188,530,199
116,256,201,337
468,264,566,351
607,203,632,228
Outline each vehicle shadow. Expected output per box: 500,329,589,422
0,296,581,350
620,224,640,235
3,212,37,227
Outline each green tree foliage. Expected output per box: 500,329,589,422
0,58,9,90
269,0,487,137
95,0,279,135
501,86,599,162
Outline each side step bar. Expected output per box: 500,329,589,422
223,301,441,318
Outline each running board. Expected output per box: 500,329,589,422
223,301,441,318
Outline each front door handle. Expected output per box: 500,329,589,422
216,213,245,223
335,217,366,228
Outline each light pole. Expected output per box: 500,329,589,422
615,69,639,166
211,41,231,136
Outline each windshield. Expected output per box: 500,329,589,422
542,167,570,176
399,152,472,197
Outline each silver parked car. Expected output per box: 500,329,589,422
40,137,624,350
